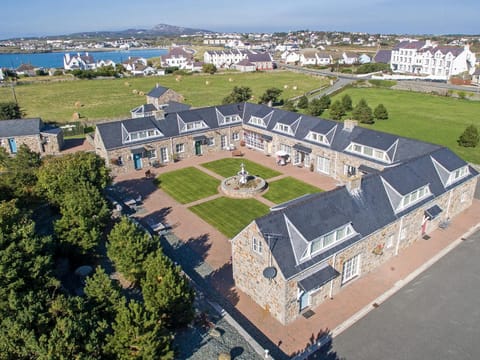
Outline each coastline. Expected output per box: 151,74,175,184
0,46,168,55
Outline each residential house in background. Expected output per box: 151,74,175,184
234,59,257,72
161,47,195,70
63,53,96,70
340,52,359,65
472,68,480,86
358,53,371,64
373,49,392,64
204,50,273,70
281,51,301,64
130,84,188,119
390,40,476,79
0,118,64,155
15,63,36,76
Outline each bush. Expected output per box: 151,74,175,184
374,104,389,120
458,125,479,147
355,63,390,74
368,79,397,88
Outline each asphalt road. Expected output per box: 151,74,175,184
322,229,480,360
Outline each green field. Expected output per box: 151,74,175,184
0,71,327,122
325,88,480,164
263,177,323,204
189,197,270,238
154,167,220,204
201,158,281,179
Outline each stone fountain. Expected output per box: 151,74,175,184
221,163,267,198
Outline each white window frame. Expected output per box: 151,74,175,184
274,122,294,135
307,131,329,145
160,147,169,162
252,237,263,255
316,155,330,174
232,132,240,141
342,254,361,284
249,116,266,128
145,149,157,159
207,137,215,146
175,143,185,153
386,234,394,248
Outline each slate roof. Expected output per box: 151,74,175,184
246,52,273,63
393,41,425,50
0,118,42,137
374,50,392,64
147,85,169,98
255,147,478,279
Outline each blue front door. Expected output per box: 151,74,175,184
8,138,17,153
299,291,310,311
133,153,142,169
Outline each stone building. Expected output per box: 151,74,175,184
0,118,63,156
93,101,478,325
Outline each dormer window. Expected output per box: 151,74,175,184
347,142,391,163
248,116,266,128
306,131,329,145
274,123,294,135
302,224,355,260
448,166,469,185
219,114,241,126
124,128,163,143
182,120,208,132
398,185,431,211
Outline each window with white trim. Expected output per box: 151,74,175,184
249,116,266,127
386,234,394,248
448,166,469,185
279,143,292,155
306,131,328,145
181,120,209,132
175,143,185,153
252,237,263,254
347,142,390,163
220,114,241,125
398,185,430,211
342,254,361,284
316,156,330,174
308,224,355,258
274,123,294,135
207,137,215,146
232,132,240,141
145,149,157,159
125,128,162,143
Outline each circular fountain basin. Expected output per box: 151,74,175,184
221,175,267,198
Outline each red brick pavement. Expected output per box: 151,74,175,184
113,148,480,357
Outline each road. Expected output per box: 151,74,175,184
320,229,480,360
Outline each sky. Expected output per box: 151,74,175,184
2,0,479,39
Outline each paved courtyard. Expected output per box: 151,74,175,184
113,147,480,359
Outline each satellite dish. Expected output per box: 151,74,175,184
263,266,277,280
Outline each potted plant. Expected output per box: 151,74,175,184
372,243,384,256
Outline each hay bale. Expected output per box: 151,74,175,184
284,84,289,89
205,80,209,85
218,354,231,360
132,89,138,94
124,81,130,87
72,112,80,120
138,91,144,96
292,85,297,90
74,101,82,108
175,75,182,82
228,78,233,82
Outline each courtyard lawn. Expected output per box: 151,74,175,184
189,197,270,238
154,167,220,204
325,87,480,164
201,158,281,179
0,71,327,122
263,176,323,204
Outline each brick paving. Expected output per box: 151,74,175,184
113,148,480,358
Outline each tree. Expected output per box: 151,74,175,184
202,63,217,74
374,103,389,120
457,125,479,147
222,86,252,104
341,94,353,111
54,183,110,255
37,152,111,206
0,144,41,200
282,100,297,112
352,98,374,124
0,101,22,120
142,250,195,329
107,217,157,284
329,100,346,120
106,300,174,360
259,87,282,105
297,95,309,109
84,266,122,322
307,98,325,116
318,94,331,110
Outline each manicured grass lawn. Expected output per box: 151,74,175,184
201,158,281,179
325,88,480,164
0,71,328,122
263,176,323,204
189,197,270,238
154,167,220,204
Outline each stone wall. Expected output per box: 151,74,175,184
147,89,184,107
232,222,291,325
1,134,42,154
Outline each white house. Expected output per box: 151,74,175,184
281,51,301,64
64,53,96,70
204,49,247,68
161,47,194,70
390,40,476,80
122,57,148,73
299,52,317,66
316,52,333,65
97,59,116,68
340,52,358,65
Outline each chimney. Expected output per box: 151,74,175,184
343,119,358,132
346,174,362,193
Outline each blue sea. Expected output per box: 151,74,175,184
0,48,168,69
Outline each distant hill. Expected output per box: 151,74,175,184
68,23,213,38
